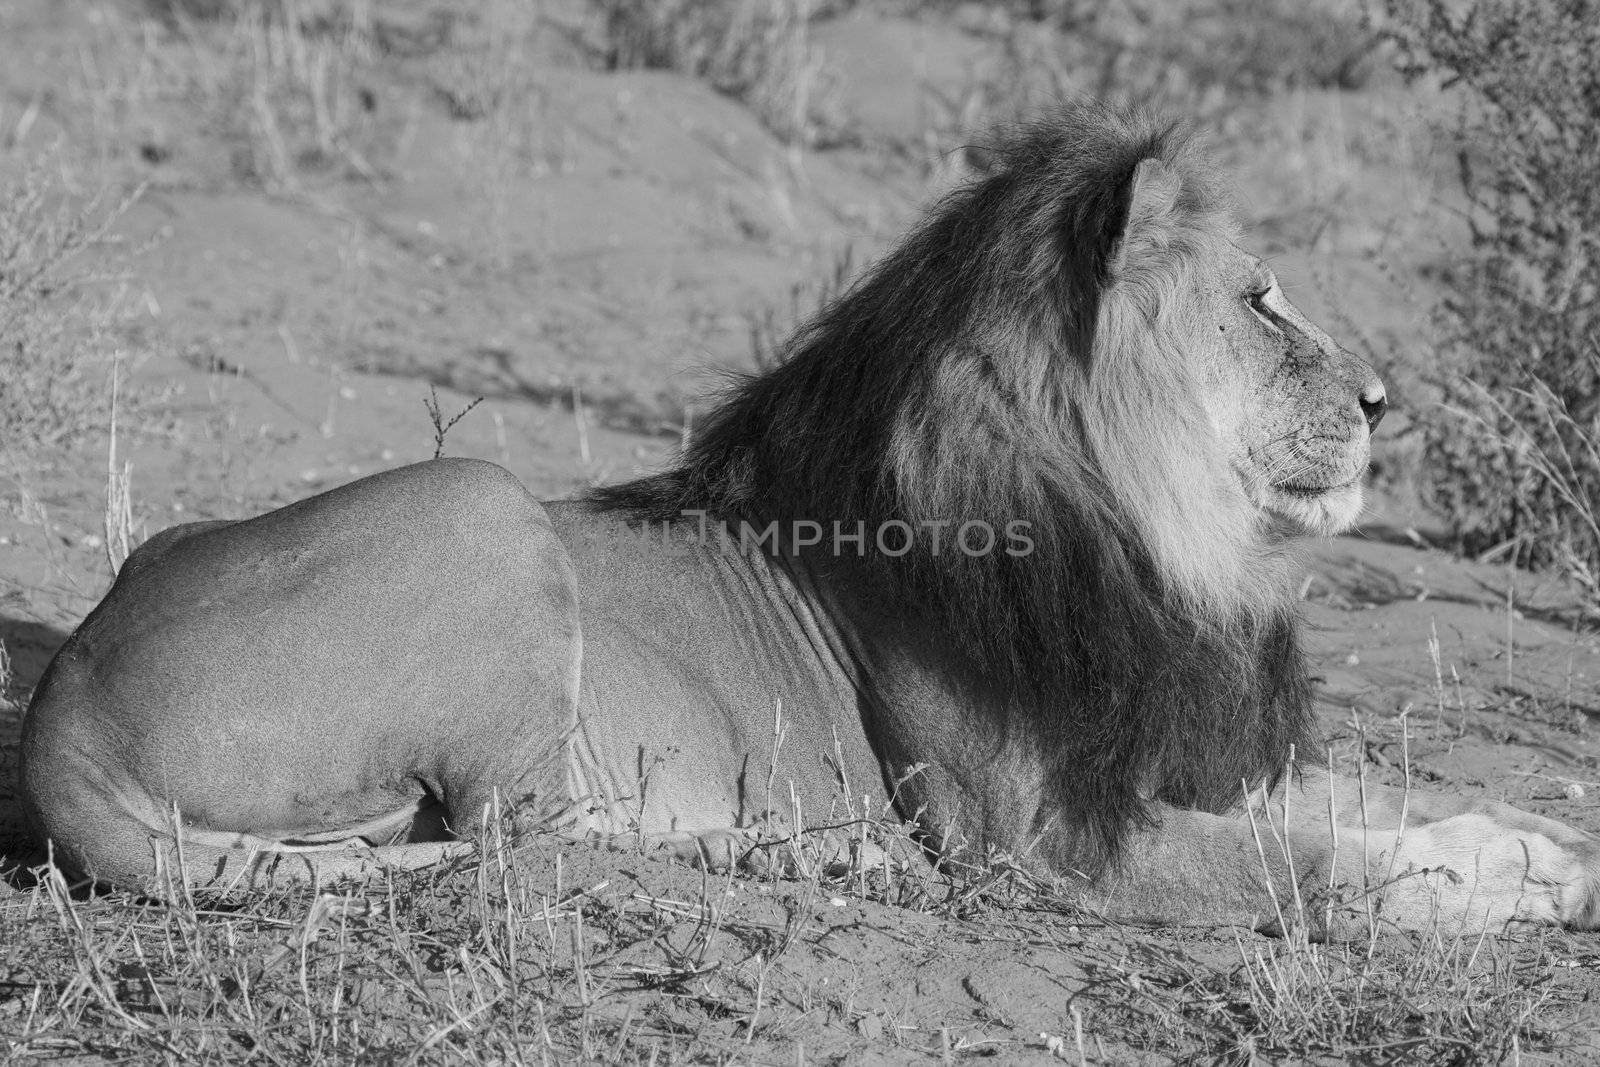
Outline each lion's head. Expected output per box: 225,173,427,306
594,101,1384,867
1191,239,1386,536
1058,139,1386,626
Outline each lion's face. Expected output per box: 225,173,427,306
1192,244,1386,537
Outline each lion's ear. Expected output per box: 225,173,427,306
930,144,998,196
1109,158,1184,277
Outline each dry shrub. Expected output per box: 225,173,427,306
1163,930,1572,1063
117,2,533,189
913,0,1379,166
0,159,142,457
1380,0,1600,575
1112,0,1378,97
80,0,387,188
182,0,383,186
592,0,853,147
926,0,1375,109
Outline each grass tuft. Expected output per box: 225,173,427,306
593,0,854,149
0,157,144,460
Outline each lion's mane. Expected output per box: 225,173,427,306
591,102,1315,872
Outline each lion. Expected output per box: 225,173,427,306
19,102,1600,935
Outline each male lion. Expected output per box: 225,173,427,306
20,103,1600,934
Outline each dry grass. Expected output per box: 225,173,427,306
175,0,382,188
912,0,1377,165
0,801,959,1062
1092,922,1577,1064
2,785,1586,1064
594,0,853,150
426,0,573,274
3,702,1588,1063
67,0,386,190
0,155,145,462
1186,787,1575,1063
1453,362,1600,611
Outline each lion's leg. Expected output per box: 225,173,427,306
146,838,474,893
1075,800,1600,935
1254,765,1600,931
21,459,583,893
19,780,473,893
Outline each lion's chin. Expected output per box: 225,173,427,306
1260,479,1365,537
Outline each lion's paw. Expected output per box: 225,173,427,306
1376,814,1600,932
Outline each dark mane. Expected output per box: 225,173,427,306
588,102,1314,872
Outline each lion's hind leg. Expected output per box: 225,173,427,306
40,801,476,895
150,836,474,894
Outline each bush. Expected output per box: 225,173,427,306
1096,0,1379,98
0,161,142,456
1383,0,1600,572
592,0,853,147
188,1,381,186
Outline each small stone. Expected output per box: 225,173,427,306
1564,782,1586,801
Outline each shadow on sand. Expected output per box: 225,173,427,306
1,615,71,883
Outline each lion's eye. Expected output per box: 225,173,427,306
1246,288,1281,331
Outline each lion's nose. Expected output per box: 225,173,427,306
1359,380,1387,434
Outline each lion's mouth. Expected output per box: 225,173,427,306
1257,474,1367,536
1272,477,1359,499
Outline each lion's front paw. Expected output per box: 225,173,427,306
1375,814,1600,931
